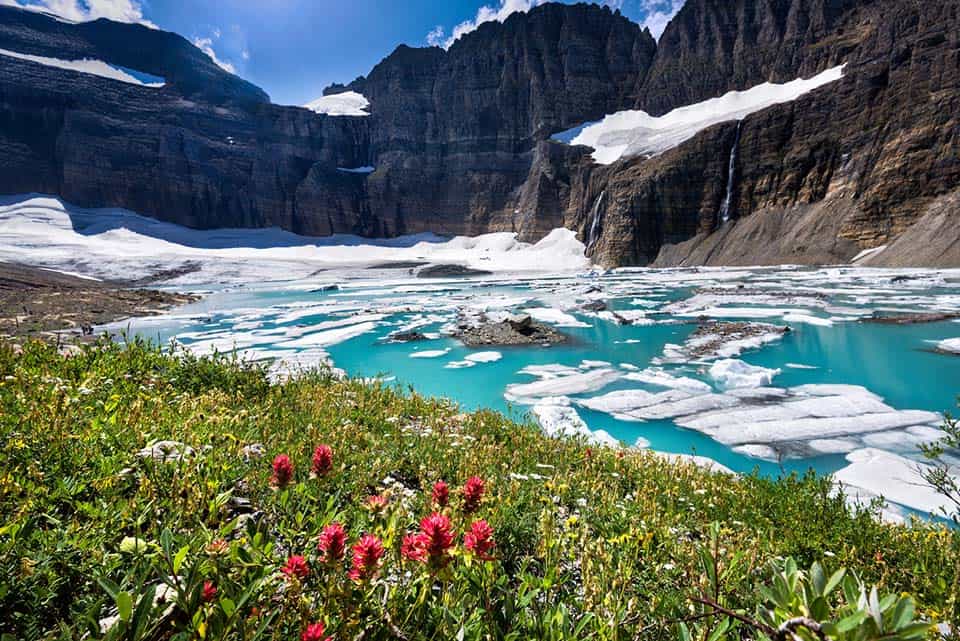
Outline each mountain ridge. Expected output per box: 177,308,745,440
0,0,956,268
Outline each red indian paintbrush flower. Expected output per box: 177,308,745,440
462,476,485,513
201,580,217,603
271,454,294,488
348,534,385,582
401,533,426,563
311,444,333,476
464,520,496,560
301,622,331,641
402,512,455,568
317,522,347,563
431,480,449,508
281,555,310,580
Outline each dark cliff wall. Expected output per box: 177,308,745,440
575,0,960,267
0,0,957,268
0,3,652,240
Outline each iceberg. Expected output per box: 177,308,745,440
708,359,780,389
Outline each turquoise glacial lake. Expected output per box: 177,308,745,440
118,266,960,518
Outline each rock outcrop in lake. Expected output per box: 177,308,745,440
0,0,957,267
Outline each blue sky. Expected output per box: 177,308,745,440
1,0,684,105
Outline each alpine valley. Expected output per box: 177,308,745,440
0,0,957,268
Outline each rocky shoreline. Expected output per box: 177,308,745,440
0,262,197,342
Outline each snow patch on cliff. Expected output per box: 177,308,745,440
553,65,845,164
0,47,164,86
304,91,370,116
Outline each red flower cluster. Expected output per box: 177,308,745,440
317,522,347,563
271,454,294,489
311,444,333,477
431,480,449,508
282,555,310,580
348,535,385,582
464,520,496,560
201,580,217,603
301,622,330,641
401,513,455,568
462,476,485,513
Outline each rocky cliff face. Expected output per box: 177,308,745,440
0,0,957,268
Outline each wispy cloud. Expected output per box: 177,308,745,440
638,0,684,40
0,0,156,27
425,0,644,50
427,0,549,50
193,34,236,74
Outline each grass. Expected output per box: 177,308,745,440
0,338,957,640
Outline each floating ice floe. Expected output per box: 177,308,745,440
466,351,502,363
553,65,845,164
505,368,621,405
444,350,502,368
574,380,943,462
936,338,960,354
523,307,590,328
0,47,165,86
708,359,780,390
532,404,620,448
834,448,957,516
281,321,380,348
304,91,370,116
622,367,712,393
410,348,451,359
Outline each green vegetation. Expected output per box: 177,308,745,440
0,339,957,640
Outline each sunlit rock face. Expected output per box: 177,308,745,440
0,0,958,268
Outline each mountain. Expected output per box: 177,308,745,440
0,0,956,268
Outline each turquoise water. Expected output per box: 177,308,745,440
123,267,960,488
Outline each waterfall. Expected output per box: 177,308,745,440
587,190,605,251
718,121,742,225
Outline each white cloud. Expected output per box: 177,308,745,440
192,35,236,74
432,0,550,49
638,0,684,40
0,0,156,27
425,25,445,48
425,0,652,50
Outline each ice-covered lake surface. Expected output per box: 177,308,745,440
3,195,960,521
114,266,960,520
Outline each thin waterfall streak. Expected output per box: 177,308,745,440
587,190,605,251
718,121,742,225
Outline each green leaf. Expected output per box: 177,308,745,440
895,622,934,640
890,598,915,630
824,568,846,596
116,591,133,622
97,577,121,600
220,597,236,618
707,616,730,641
173,545,189,575
811,562,826,596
